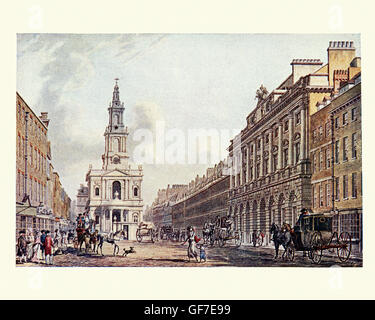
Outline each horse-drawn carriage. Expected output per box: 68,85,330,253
203,217,242,247
286,214,352,264
136,222,158,243
159,225,174,240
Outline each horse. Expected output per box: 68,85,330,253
270,223,292,260
96,233,120,256
90,230,99,253
76,228,91,254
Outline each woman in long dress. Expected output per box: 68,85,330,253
31,231,41,263
182,226,198,262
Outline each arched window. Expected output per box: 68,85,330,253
95,187,100,196
133,213,138,223
133,186,138,197
112,181,121,199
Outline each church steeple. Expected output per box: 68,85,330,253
112,78,121,106
102,79,129,170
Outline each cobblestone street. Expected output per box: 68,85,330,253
17,239,362,267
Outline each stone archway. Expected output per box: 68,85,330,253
245,201,250,243
252,200,258,232
276,193,285,226
259,198,266,234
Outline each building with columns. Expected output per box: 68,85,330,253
228,41,360,245
85,81,144,240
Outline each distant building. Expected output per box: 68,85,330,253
76,184,89,217
86,81,144,239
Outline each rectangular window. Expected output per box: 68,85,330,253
325,122,330,138
284,120,288,132
352,172,357,198
351,107,357,121
343,112,348,125
335,177,340,200
335,141,339,163
343,137,348,161
275,128,278,138
327,148,331,168
323,149,326,170
319,126,323,139
272,155,277,172
264,159,268,175
335,117,339,129
325,183,329,207
319,183,323,207
313,129,317,143
312,185,315,208
343,175,348,199
283,149,288,167
256,163,260,179
352,133,357,158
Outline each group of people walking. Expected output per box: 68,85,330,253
16,228,71,265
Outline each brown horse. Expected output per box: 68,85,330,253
90,230,99,253
76,228,91,254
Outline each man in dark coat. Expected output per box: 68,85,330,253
40,230,46,259
17,230,27,263
296,208,309,226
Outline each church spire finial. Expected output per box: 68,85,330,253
112,78,120,105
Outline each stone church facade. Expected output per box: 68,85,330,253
86,81,143,240
228,41,360,245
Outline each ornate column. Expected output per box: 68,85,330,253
278,123,283,169
251,142,255,181
109,209,113,232
288,113,294,166
268,130,272,172
300,108,306,160
246,144,250,184
260,134,264,177
239,150,243,186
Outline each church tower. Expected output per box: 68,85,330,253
102,79,129,170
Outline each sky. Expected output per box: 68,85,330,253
16,33,361,208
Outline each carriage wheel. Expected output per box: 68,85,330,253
327,232,338,254
337,232,352,262
310,232,323,264
286,245,295,261
234,233,242,248
136,232,142,243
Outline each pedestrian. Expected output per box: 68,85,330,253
40,230,46,259
53,229,60,249
31,230,41,263
26,228,34,261
44,230,54,265
198,243,207,263
17,230,27,264
181,226,199,262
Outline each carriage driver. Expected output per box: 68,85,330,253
296,208,309,226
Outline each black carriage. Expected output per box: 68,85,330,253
136,222,158,243
159,225,174,240
288,214,352,264
214,217,242,248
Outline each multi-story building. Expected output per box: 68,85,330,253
16,92,49,207
76,184,89,217
310,69,362,250
228,41,360,245
171,160,229,233
150,184,187,227
86,81,144,240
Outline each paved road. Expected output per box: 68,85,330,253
17,240,362,267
